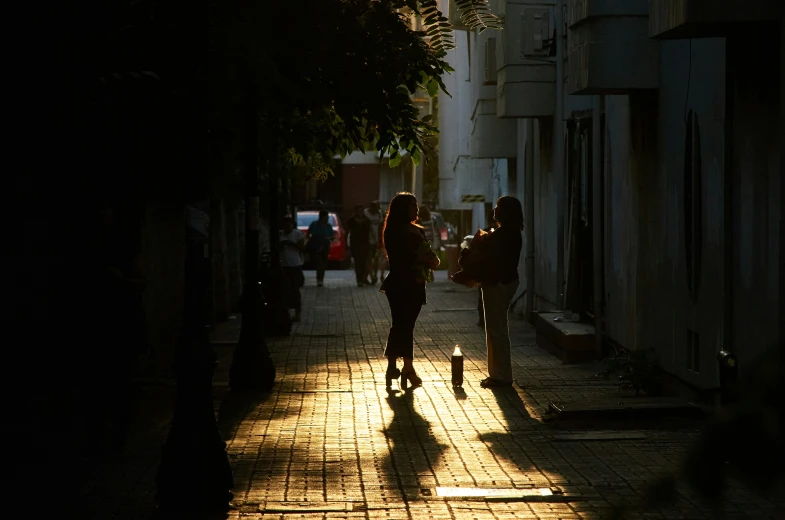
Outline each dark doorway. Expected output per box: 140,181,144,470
565,118,594,318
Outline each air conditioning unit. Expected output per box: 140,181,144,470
521,7,552,57
484,37,497,84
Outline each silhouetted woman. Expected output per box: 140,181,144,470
475,196,523,388
380,192,440,389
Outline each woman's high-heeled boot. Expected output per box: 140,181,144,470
385,366,401,389
400,368,422,390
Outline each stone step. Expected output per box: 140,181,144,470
533,311,598,364
546,397,706,421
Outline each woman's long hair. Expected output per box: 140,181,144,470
494,196,524,231
381,192,419,248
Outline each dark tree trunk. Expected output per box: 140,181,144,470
261,159,293,337
228,86,276,393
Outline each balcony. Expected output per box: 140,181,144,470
648,0,782,39
567,0,658,95
496,0,557,118
467,20,517,158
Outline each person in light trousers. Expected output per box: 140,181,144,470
475,196,523,388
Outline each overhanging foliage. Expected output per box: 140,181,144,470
211,0,502,178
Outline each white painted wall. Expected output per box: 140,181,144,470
437,3,495,212
469,27,517,158
379,164,406,207
490,159,508,202
340,151,381,165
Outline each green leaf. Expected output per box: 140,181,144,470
411,148,421,166
389,153,402,168
421,114,433,123
426,79,438,97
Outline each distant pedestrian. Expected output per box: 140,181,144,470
365,201,383,285
306,209,334,287
473,196,523,388
279,217,305,322
346,205,372,287
380,192,440,389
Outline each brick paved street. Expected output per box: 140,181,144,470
214,271,784,519
82,270,784,519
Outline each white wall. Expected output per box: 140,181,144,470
341,151,381,165
469,27,517,158
437,15,496,211
379,165,406,207
490,159,508,202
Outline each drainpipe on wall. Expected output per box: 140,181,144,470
592,95,605,356
555,0,567,310
525,118,535,323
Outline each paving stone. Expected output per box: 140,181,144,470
84,271,785,519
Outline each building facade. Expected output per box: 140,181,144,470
439,0,784,399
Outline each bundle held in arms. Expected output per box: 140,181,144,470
451,228,491,288
416,241,437,284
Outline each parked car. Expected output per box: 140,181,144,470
296,211,350,269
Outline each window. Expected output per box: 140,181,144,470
297,213,336,228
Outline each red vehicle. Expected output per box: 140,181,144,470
296,211,351,269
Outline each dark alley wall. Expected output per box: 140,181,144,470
781,15,785,348
603,95,639,352
647,38,727,390
137,197,248,379
728,29,782,370
603,31,782,391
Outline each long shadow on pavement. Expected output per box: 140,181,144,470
216,390,271,441
476,386,542,477
382,390,450,504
